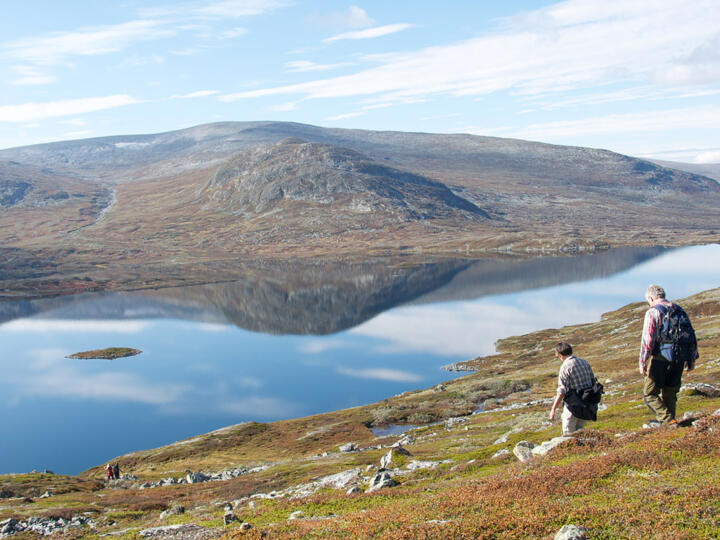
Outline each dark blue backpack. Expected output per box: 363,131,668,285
653,303,697,366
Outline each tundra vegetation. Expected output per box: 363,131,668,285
65,348,142,360
1,288,719,538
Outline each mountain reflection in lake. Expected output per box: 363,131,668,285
1,244,718,474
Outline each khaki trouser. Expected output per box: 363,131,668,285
643,355,683,424
561,405,586,435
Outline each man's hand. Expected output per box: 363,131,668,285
548,409,556,421
639,365,645,376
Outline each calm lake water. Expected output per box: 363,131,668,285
1,244,719,474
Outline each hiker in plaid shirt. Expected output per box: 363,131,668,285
549,342,597,435
639,284,698,426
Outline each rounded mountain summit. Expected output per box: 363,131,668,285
202,138,489,222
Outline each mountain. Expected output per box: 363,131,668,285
648,159,720,181
0,122,718,296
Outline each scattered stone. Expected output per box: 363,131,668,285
138,524,221,538
492,449,510,459
713,408,720,417
186,472,209,484
681,383,720,398
159,504,185,519
43,469,54,475
643,420,661,429
366,471,396,493
444,417,467,430
531,436,572,457
380,446,411,468
346,486,361,495
433,384,446,392
396,435,415,446
338,442,358,453
554,524,588,540
39,491,53,499
513,441,535,463
288,511,304,520
223,513,237,525
239,523,252,532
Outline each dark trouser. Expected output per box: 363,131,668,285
643,355,683,423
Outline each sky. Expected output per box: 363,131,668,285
1,0,719,163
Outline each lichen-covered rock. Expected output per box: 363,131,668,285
513,441,535,463
380,446,411,468
554,524,588,539
531,436,572,457
366,471,396,493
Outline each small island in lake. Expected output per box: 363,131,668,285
66,348,142,360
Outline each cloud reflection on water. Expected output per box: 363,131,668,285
336,366,423,383
0,319,150,333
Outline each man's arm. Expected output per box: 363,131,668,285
549,392,564,421
639,308,657,375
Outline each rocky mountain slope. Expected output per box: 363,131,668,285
0,122,718,296
2,287,718,538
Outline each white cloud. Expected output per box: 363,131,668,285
195,0,287,17
3,19,174,66
219,26,248,39
0,95,140,123
506,106,720,141
10,65,56,85
323,23,414,43
221,0,719,110
311,6,375,28
336,367,422,383
268,101,299,112
325,111,364,121
63,130,94,138
285,60,352,72
171,90,220,99
0,319,150,333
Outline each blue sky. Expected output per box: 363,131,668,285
1,0,719,162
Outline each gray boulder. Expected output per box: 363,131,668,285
366,471,396,493
380,446,411,468
531,436,572,457
339,442,358,453
554,524,588,539
159,504,185,519
513,441,535,463
223,512,237,525
186,472,209,484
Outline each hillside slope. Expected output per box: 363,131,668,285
1,287,718,538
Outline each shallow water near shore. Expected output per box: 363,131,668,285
1,244,719,475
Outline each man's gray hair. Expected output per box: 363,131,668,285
646,284,666,299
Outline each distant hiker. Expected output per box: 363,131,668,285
548,342,602,435
639,284,698,426
113,463,120,480
106,464,113,481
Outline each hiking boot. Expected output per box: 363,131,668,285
666,419,678,428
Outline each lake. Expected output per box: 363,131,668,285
1,244,719,474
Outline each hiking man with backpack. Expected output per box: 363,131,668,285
549,342,601,435
639,284,698,426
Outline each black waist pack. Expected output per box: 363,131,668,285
563,381,603,421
